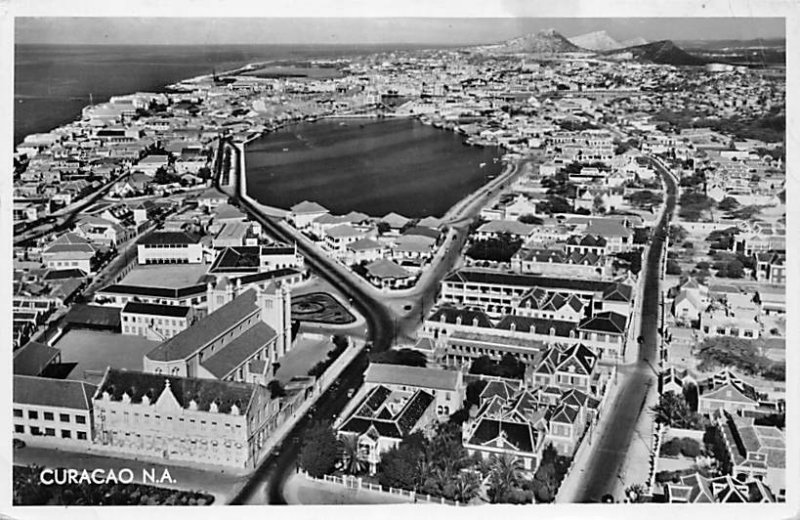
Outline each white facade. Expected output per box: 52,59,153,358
137,243,203,265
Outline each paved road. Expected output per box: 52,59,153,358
15,172,130,247
572,155,677,502
213,138,394,505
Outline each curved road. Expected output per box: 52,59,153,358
214,138,395,505
573,155,677,502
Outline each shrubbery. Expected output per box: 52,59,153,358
13,465,214,506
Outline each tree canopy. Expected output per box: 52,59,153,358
369,348,427,367
299,422,340,478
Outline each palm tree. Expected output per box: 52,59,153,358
340,435,365,475
488,453,523,503
453,472,481,504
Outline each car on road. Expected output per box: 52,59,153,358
347,388,355,398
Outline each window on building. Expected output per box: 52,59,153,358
13,409,22,418
77,432,87,441
14,425,24,433
45,427,56,436
28,411,38,420
61,430,71,439
60,414,70,422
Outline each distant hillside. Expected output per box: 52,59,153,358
605,40,706,66
568,30,623,51
677,38,785,51
493,28,586,54
621,37,649,47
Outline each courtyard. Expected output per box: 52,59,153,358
274,333,335,384
54,329,160,384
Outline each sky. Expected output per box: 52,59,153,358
16,17,786,46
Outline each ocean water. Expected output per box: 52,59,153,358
245,118,504,218
14,43,429,145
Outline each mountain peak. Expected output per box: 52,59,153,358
496,28,585,54
605,39,706,65
568,30,624,51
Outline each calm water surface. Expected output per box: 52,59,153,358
245,118,504,218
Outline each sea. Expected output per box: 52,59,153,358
15,43,502,218
14,43,431,145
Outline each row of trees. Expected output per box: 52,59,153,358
696,336,783,381
468,354,526,380
307,335,350,378
466,234,523,263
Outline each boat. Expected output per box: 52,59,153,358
480,162,487,168
282,147,289,152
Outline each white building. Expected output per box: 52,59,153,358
121,302,195,341
13,375,96,445
137,231,204,265
92,368,280,469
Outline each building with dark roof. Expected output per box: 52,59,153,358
137,231,204,265
532,343,599,394
121,302,195,341
13,375,96,445
715,410,785,499
91,367,279,469
462,393,547,472
143,282,292,385
337,385,436,474
363,363,464,420
440,269,633,319
96,283,208,308
13,341,62,376
664,473,775,503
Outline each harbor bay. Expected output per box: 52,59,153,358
244,117,504,218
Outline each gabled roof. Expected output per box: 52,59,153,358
200,322,277,379
467,417,539,454
13,342,61,376
94,367,259,415
325,224,362,238
14,375,96,411
291,200,328,214
338,385,435,440
380,212,410,228
347,238,382,251
578,311,627,334
145,289,259,362
366,259,413,280
365,363,460,391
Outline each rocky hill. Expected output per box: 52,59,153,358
606,40,706,65
568,30,624,51
494,28,586,54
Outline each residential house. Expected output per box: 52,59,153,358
289,200,329,229
337,385,436,474
41,233,97,274
363,363,465,420
716,411,785,500
698,369,759,415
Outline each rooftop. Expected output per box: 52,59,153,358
145,289,259,362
